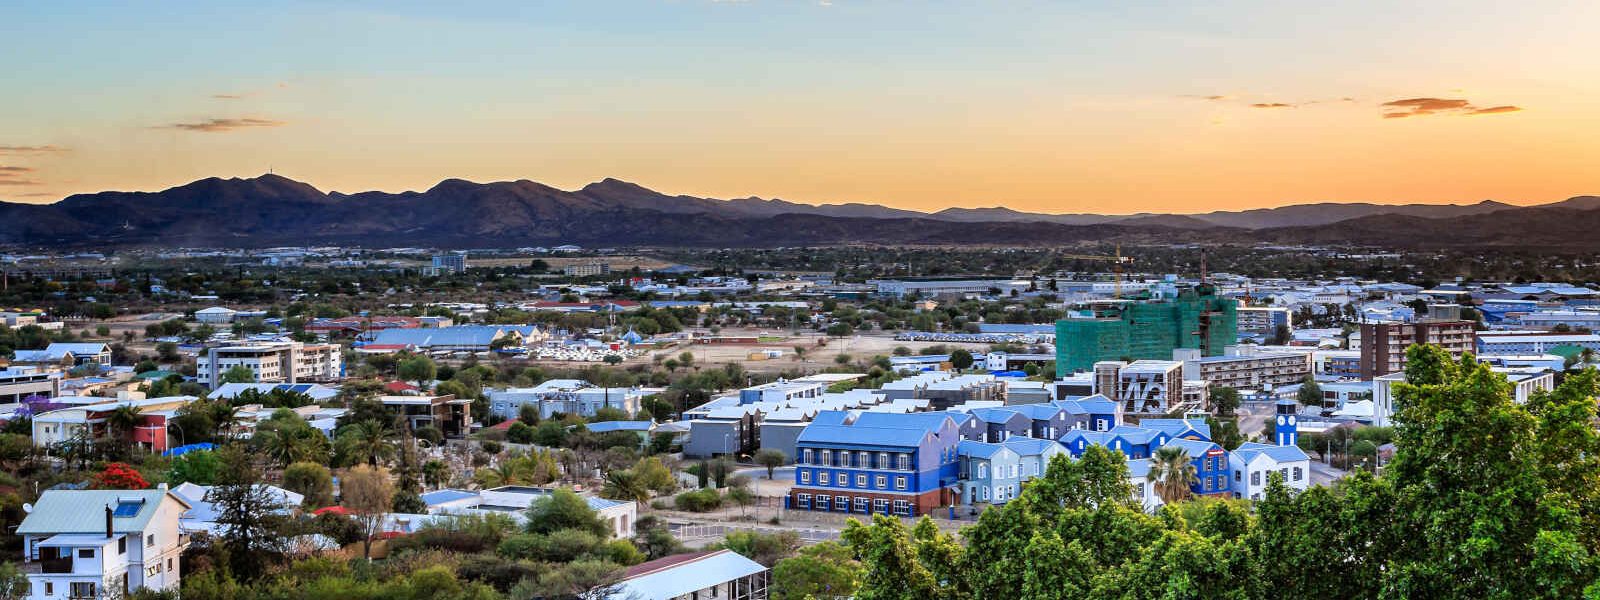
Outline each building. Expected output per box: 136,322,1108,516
1055,285,1238,374
1096,360,1188,414
788,411,963,517
0,366,60,403
604,549,768,600
564,262,612,277
206,382,339,403
1358,320,1476,378
430,252,468,275
421,486,636,539
486,379,644,420
193,306,239,324
367,325,525,354
1228,442,1313,500
196,341,343,387
16,488,191,599
1476,333,1600,356
738,379,829,405
31,396,199,453
1179,347,1313,392
685,404,764,458
379,395,472,438
872,278,1032,298
956,440,1023,506
1236,306,1293,334
12,343,113,367
304,315,444,337
1516,310,1600,331
169,482,302,535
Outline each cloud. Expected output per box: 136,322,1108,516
212,93,245,100
0,178,42,186
0,166,34,173
0,164,41,186
0,145,68,155
1250,102,1294,109
14,192,53,197
158,117,286,132
1381,97,1521,119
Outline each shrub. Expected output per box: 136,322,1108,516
674,488,723,512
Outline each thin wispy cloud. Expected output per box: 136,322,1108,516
1381,97,1522,119
0,164,42,186
212,93,246,100
0,145,69,155
158,117,287,133
0,166,35,173
1251,102,1294,109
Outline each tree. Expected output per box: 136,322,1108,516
283,462,335,508
949,348,974,370
532,421,569,447
525,488,611,538
210,446,286,580
220,364,256,384
1209,386,1241,417
1296,376,1324,409
792,346,807,363
0,561,30,600
422,459,451,490
398,355,438,391
771,541,863,600
342,465,395,560
756,448,787,479
338,419,396,467
601,470,650,504
95,462,148,490
826,322,853,337
1148,445,1196,504
719,529,800,567
168,449,223,485
507,421,535,444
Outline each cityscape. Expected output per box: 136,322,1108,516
4,2,1600,600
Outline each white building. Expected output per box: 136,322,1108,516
1228,442,1313,501
486,379,644,420
605,549,768,600
420,487,636,539
193,306,239,324
196,341,343,387
16,488,191,600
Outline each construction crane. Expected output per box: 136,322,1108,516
1057,244,1134,298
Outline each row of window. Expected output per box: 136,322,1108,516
799,470,908,491
1242,466,1304,486
799,449,914,470
794,493,912,516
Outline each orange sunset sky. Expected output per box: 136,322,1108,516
3,1,1597,214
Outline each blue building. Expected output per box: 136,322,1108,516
788,411,963,517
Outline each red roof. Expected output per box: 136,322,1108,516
490,419,517,430
312,506,349,516
385,381,419,392
624,550,722,578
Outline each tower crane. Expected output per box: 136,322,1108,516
1057,244,1134,298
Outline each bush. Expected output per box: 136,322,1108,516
481,440,504,455
674,488,723,512
506,421,535,444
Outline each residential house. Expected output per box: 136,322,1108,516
13,343,113,367
379,395,472,438
604,549,768,600
16,488,190,599
788,410,963,517
956,440,1021,506
1228,443,1313,501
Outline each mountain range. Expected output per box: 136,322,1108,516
1,175,1596,250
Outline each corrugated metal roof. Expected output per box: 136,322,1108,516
613,549,766,600
17,489,187,535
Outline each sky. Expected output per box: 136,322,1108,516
3,1,1597,214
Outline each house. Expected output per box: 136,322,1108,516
206,382,339,403
1164,438,1232,498
1053,395,1122,432
956,440,1021,506
194,306,239,324
368,326,520,354
419,487,636,538
1228,443,1313,500
1126,458,1161,511
12,343,113,367
485,379,644,420
603,549,768,600
168,482,304,534
0,366,61,403
16,488,191,599
964,407,1032,443
788,410,963,517
30,396,200,453
379,395,472,438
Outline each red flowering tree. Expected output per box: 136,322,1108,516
96,462,149,490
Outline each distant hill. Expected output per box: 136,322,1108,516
0,175,1593,249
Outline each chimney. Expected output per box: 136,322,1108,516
105,505,114,539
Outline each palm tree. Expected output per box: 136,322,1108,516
601,469,650,504
206,401,240,441
422,459,450,490
340,420,396,467
1149,446,1198,504
103,405,141,449
258,428,298,468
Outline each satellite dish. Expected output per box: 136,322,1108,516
22,503,32,514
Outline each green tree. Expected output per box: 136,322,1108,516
840,515,937,600
220,364,256,384
771,541,863,600
526,488,611,538
1148,445,1196,504
949,348,974,370
338,420,396,467
283,462,335,508
755,448,786,479
398,355,438,391
168,449,223,485
1296,376,1324,408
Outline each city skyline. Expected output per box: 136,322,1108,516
4,1,1597,212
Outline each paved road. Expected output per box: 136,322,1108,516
1308,460,1350,486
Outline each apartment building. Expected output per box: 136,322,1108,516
196,341,343,387
788,411,964,517
0,367,60,403
1358,320,1476,378
1180,348,1313,391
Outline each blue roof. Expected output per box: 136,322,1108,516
1162,438,1221,457
1231,442,1311,464
969,407,1029,425
1056,394,1119,414
420,489,479,505
1108,425,1161,446
797,424,929,448
849,411,958,431
808,411,851,426
956,440,1008,459
1138,418,1211,440
1000,437,1060,456
371,326,508,347
587,420,654,433
1126,457,1151,478
1060,430,1116,446
1009,403,1066,421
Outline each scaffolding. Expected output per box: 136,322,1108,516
1055,285,1237,375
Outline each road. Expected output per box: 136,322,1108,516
1308,460,1349,486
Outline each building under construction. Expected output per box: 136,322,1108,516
1054,284,1238,376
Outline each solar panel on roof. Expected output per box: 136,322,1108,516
112,501,142,517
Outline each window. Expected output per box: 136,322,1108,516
875,475,887,489
982,486,990,501
816,495,830,510
856,474,867,488
1251,471,1260,486
879,452,889,469
168,558,173,571
897,454,911,470
836,497,850,512
1135,482,1146,498
1293,467,1303,482
800,470,811,485
977,464,988,479
895,476,907,490
855,497,870,513
858,451,869,467
77,548,95,559
118,537,126,554
147,534,155,547
820,450,831,466
874,499,889,514
802,449,813,464
819,472,830,485
71,582,97,598
796,493,811,509
44,582,53,596
1234,471,1242,482
893,500,911,516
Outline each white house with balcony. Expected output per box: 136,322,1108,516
16,487,190,600
1227,442,1313,501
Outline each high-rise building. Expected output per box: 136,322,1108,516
430,252,468,275
1358,320,1476,378
1055,285,1237,375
